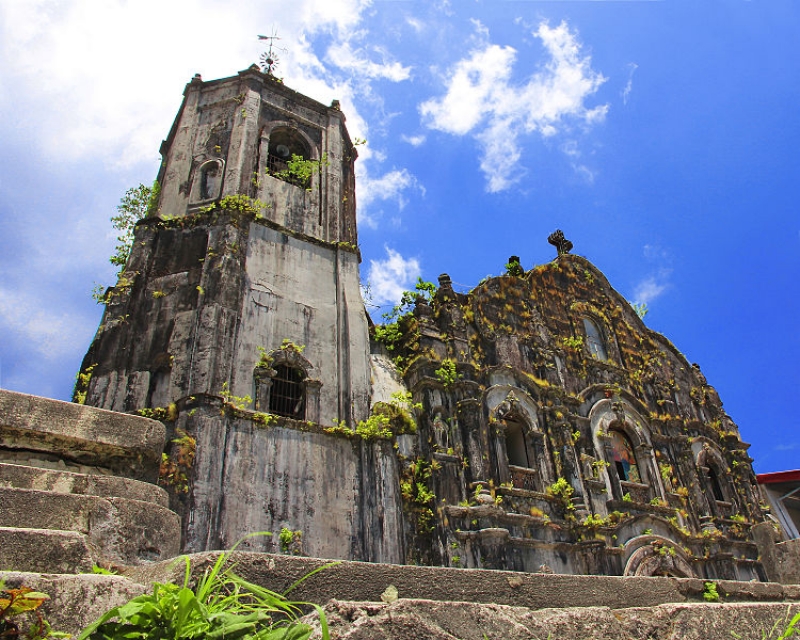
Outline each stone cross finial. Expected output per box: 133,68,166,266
548,229,573,256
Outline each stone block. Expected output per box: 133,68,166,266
0,487,180,565
0,527,93,574
0,389,165,483
0,462,170,507
0,572,148,636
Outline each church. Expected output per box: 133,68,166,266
76,65,769,581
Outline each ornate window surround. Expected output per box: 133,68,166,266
254,346,321,423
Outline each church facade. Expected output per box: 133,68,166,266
77,67,768,580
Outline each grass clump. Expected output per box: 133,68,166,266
77,535,331,640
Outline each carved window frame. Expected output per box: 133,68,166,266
254,347,321,423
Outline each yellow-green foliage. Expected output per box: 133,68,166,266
73,364,97,404
434,358,462,387
159,429,196,493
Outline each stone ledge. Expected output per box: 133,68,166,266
0,389,164,483
304,598,800,640
0,527,93,574
0,462,170,507
125,551,800,612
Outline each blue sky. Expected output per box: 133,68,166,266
0,1,797,472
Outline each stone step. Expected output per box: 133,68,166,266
0,571,148,635
0,527,93,574
129,551,800,612
0,462,170,507
0,487,181,565
0,389,165,483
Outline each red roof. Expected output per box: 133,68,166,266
757,470,800,484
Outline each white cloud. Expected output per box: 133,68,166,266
357,168,419,227
327,42,411,81
367,247,421,307
0,287,90,360
419,21,607,192
0,0,376,167
420,43,516,136
622,62,638,105
632,277,668,305
402,134,426,147
632,244,673,305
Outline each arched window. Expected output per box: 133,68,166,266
609,430,640,483
268,364,305,419
506,419,530,468
583,318,608,360
707,465,725,502
267,127,311,185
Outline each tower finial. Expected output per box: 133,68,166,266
547,229,573,256
257,29,286,76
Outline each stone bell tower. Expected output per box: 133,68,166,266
79,65,370,428
74,67,394,557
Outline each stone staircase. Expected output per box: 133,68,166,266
0,389,181,573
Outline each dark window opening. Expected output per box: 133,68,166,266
583,317,608,360
506,420,530,468
708,466,725,502
269,364,305,419
267,128,311,185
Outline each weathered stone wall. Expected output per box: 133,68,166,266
169,401,401,562
379,252,767,580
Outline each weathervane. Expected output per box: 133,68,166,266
257,29,286,76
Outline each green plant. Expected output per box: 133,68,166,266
434,359,462,388
73,363,97,404
279,528,303,555
108,182,159,277
347,391,421,441
91,565,118,576
273,154,329,189
703,580,719,602
622,492,633,503
400,458,437,534
630,301,649,320
560,335,584,351
220,382,252,411
201,194,269,215
0,581,68,639
547,478,574,511
582,513,608,529
280,339,305,354
78,536,331,640
159,429,196,493
504,258,524,277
